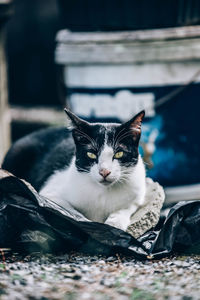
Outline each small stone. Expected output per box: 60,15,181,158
80,265,89,272
65,266,75,273
73,274,82,280
106,256,115,262
98,260,106,265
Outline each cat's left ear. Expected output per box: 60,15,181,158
64,108,89,129
122,110,145,142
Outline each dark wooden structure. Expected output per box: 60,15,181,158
0,0,11,164
58,0,200,32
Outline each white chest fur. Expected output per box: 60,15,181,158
39,156,146,225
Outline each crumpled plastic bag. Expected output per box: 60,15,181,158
0,169,200,260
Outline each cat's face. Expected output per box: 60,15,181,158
65,109,145,187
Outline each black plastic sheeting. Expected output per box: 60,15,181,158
0,170,200,260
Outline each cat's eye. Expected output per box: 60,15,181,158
87,152,97,159
114,151,124,159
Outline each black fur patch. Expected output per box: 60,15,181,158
73,122,140,172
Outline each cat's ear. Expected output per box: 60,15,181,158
128,110,145,135
64,108,89,129
119,110,145,143
64,108,91,144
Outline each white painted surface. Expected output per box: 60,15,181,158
65,63,200,88
56,26,200,44
56,38,200,64
70,90,155,120
165,184,200,204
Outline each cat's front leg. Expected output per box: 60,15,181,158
105,204,138,232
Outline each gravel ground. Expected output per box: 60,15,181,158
0,252,199,300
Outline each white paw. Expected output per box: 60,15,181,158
105,213,128,231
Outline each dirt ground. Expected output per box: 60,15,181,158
0,252,199,300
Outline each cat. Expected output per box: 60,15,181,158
2,109,146,231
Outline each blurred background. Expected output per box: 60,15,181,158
1,0,200,203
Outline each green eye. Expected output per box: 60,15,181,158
114,151,124,159
87,152,97,159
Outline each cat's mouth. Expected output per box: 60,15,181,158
99,179,116,186
100,180,112,186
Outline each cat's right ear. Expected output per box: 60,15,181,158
64,109,92,145
64,108,89,129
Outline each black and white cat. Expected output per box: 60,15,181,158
2,109,146,231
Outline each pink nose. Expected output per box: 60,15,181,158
99,169,111,179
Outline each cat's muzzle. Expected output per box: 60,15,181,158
100,180,112,186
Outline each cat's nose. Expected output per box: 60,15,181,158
99,168,111,179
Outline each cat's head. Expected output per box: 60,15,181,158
65,109,145,187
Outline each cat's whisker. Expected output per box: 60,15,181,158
77,132,96,150
121,165,137,173
76,166,90,173
143,161,151,166
119,173,130,181
114,130,133,147
113,127,126,147
120,170,130,176
117,131,135,143
117,177,128,185
114,131,135,147
75,128,97,151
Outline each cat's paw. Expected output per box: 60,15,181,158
105,213,128,231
